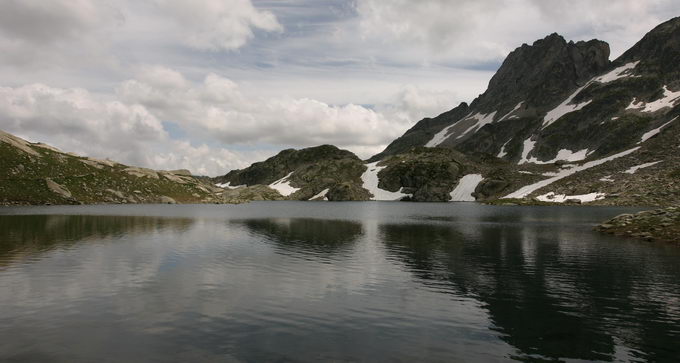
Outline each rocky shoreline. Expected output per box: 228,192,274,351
596,206,680,243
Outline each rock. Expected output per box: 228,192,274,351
0,130,41,157
222,185,284,204
168,169,192,176
159,196,177,204
124,167,159,179
475,178,510,200
105,189,125,199
45,178,72,199
596,206,680,243
327,182,372,201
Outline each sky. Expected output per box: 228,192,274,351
1,0,678,176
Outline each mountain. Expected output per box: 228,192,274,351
0,130,224,205
212,144,537,202
363,16,680,205
6,18,680,207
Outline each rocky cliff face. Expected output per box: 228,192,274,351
360,17,680,206
373,17,680,166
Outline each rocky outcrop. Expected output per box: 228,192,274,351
221,185,285,204
213,145,368,201
596,206,680,243
377,148,469,202
327,183,372,201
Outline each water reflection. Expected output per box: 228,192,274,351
380,221,680,362
0,215,194,265
0,205,679,362
235,218,363,255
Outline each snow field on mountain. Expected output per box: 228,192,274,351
361,162,410,201
504,147,640,199
450,174,484,202
536,192,606,203
269,172,300,196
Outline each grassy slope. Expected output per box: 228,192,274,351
0,135,223,205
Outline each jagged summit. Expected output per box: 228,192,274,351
472,33,610,115
616,16,680,79
371,17,680,167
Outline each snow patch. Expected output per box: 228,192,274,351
543,85,592,128
639,117,677,143
425,111,498,147
450,174,483,202
537,192,606,203
627,86,680,113
518,139,589,165
361,162,410,201
269,172,300,197
499,102,524,121
595,61,640,83
457,111,498,139
497,139,511,158
504,147,640,199
600,175,615,182
518,138,536,165
310,188,329,201
216,182,244,189
624,161,661,174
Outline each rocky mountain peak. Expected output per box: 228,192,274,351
472,33,610,114
617,16,680,79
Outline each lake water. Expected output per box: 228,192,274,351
1,202,679,362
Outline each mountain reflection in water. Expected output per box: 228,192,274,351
0,203,678,362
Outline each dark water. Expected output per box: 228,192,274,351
1,202,679,362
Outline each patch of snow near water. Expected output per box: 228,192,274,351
504,147,640,199
627,86,680,113
543,85,592,128
639,117,677,143
269,172,300,197
595,61,640,83
537,192,606,203
215,182,243,189
624,161,661,174
361,162,410,201
450,174,484,202
310,188,329,201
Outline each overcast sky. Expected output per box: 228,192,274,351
1,0,678,176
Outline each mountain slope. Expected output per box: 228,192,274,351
212,144,533,202
373,17,680,168
0,130,224,205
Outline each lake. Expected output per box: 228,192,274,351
1,202,679,362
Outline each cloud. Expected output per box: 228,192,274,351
152,0,283,51
0,82,266,176
0,67,459,175
0,0,115,44
117,67,418,153
354,0,680,62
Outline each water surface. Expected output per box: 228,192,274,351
1,202,679,362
